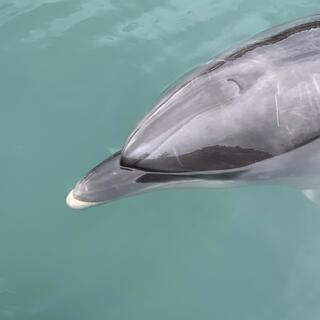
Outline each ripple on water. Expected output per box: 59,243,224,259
21,0,115,43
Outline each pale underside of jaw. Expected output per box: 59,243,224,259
66,189,100,209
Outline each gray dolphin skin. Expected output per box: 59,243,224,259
67,14,320,209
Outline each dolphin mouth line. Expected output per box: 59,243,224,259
66,189,101,209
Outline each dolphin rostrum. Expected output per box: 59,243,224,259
67,14,320,209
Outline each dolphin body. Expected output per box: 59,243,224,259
67,14,320,209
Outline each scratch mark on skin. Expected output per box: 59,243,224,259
304,82,314,109
312,74,320,95
250,57,267,65
286,125,293,136
173,145,184,168
312,74,320,111
292,110,309,120
275,83,281,127
298,82,304,110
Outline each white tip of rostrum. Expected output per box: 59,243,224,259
66,189,98,209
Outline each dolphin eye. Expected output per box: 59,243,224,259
227,78,243,93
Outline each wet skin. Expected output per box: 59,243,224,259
67,15,320,208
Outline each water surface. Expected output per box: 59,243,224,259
1,0,320,319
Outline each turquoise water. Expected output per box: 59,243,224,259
2,0,320,319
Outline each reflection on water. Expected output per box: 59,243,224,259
2,0,320,319
0,1,62,27
22,0,115,43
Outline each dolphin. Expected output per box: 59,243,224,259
67,14,320,209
